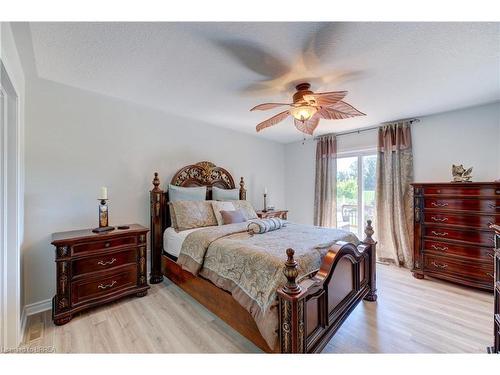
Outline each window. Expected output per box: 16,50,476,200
336,153,377,238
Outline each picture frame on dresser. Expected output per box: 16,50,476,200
411,182,500,291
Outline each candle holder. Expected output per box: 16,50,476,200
263,193,268,212
92,199,115,233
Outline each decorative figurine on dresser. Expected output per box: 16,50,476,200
51,224,149,325
411,182,500,291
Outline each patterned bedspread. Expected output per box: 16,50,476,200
176,222,359,350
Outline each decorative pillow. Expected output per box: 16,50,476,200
212,186,240,201
169,201,217,231
220,209,246,225
168,202,179,229
230,200,258,220
247,218,286,234
211,201,236,225
168,184,206,202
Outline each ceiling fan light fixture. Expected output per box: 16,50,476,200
290,105,317,122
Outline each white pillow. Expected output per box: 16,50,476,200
211,201,236,225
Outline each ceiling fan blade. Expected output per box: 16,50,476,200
304,91,348,106
293,114,320,135
256,110,290,132
250,103,291,111
215,39,290,79
318,100,366,119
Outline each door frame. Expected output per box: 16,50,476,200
0,59,22,349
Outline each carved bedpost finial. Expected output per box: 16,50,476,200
363,219,375,245
239,176,247,200
282,248,301,295
152,172,161,192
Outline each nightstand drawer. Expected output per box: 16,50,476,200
71,265,137,306
72,235,137,255
72,247,138,278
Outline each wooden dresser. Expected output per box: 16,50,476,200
256,209,288,220
491,224,500,353
51,224,150,325
411,182,500,291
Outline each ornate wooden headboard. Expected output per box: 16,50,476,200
149,161,246,283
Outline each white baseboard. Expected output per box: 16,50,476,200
20,299,52,342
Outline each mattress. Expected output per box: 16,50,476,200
163,226,217,257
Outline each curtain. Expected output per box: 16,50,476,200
375,121,414,268
314,134,337,227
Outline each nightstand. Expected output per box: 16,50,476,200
51,224,150,325
256,210,288,220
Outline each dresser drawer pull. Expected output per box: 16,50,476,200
431,231,448,237
488,204,500,209
486,272,494,279
431,245,448,251
97,258,117,266
431,202,449,207
431,216,448,222
431,261,448,269
97,280,117,290
104,242,111,248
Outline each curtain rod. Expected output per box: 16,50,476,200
314,118,420,140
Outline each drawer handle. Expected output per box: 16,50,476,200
98,280,117,290
431,261,448,269
104,242,111,248
431,202,449,207
431,244,448,251
486,272,494,279
431,231,448,237
488,204,500,209
431,216,448,222
97,258,117,266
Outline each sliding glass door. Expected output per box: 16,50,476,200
336,154,377,238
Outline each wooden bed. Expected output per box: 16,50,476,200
149,161,377,353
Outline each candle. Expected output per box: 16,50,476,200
264,187,268,195
100,186,108,200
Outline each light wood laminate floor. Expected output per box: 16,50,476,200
21,264,493,353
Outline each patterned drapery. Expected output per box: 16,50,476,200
314,134,337,227
375,121,414,267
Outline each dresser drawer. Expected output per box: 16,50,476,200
72,247,138,278
423,239,495,262
423,212,497,230
423,226,494,246
424,198,500,213
422,186,500,197
71,265,137,306
71,235,137,255
423,254,494,284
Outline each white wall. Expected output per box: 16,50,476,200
0,21,26,347
413,102,500,182
285,102,500,225
23,78,286,306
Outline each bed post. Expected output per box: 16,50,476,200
362,219,377,301
149,172,164,284
277,249,306,353
239,177,246,200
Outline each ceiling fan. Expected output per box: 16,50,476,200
250,82,365,135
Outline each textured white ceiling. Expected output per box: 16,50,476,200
28,22,500,143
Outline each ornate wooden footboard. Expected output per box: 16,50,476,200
278,221,377,353
149,163,377,353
